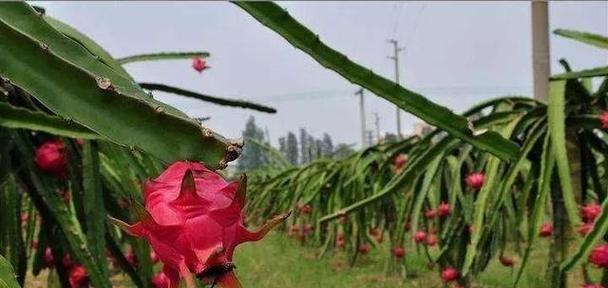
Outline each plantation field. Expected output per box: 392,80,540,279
233,234,588,288
25,232,604,287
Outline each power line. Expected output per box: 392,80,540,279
405,4,426,45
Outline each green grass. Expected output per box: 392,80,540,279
26,233,603,287
235,233,600,288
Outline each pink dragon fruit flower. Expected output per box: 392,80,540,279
109,161,290,288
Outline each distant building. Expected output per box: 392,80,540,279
413,122,434,137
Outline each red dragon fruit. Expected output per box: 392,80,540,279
578,222,594,236
499,256,515,267
414,231,427,243
440,267,459,283
393,153,408,173
35,140,67,175
191,57,207,73
43,247,54,268
581,203,602,223
392,246,406,259
358,243,371,254
437,202,451,217
425,234,438,247
600,111,608,129
68,265,89,288
425,209,437,219
539,223,553,238
465,172,485,190
109,161,289,288
589,244,608,269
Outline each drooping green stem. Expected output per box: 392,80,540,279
547,175,567,288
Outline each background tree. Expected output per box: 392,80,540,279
321,133,334,156
278,136,287,158
299,128,309,164
286,132,299,165
237,116,268,171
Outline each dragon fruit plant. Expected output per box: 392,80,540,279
237,2,608,287
0,2,282,287
1,1,608,288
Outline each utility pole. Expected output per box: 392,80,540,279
387,39,405,138
355,88,366,148
373,112,380,144
532,0,550,101
366,131,374,148
532,2,571,288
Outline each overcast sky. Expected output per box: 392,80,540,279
34,1,607,147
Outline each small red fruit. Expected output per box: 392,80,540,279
393,153,408,173
358,243,371,254
499,256,514,267
414,231,427,243
336,238,345,248
465,172,485,190
151,271,170,288
288,224,300,237
300,204,312,215
539,223,553,237
425,234,438,246
303,224,314,234
581,203,602,223
43,248,54,268
62,254,73,269
578,222,594,236
589,244,608,268
369,228,380,237
20,212,29,223
392,246,406,259
440,267,459,282
35,140,67,175
191,57,207,73
600,111,608,129
68,265,89,288
437,202,451,217
425,209,437,219
126,246,138,267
